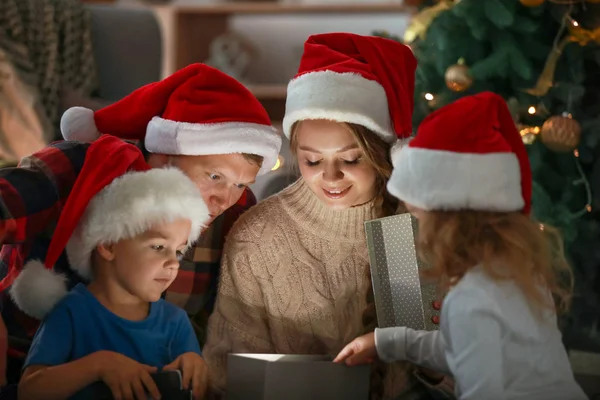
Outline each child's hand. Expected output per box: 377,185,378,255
95,350,161,400
163,352,208,400
333,332,377,366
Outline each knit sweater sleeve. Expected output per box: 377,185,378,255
203,215,275,392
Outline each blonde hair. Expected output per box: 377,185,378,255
417,210,573,315
290,120,398,218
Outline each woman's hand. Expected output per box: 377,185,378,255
163,352,208,400
333,332,377,366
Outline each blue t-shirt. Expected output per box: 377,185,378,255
24,283,201,399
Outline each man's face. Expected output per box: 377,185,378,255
157,154,260,224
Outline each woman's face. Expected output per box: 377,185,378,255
295,120,378,210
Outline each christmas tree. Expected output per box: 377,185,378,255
397,0,600,351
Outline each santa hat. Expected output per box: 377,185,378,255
9,135,210,320
60,63,282,175
282,33,417,145
387,92,532,214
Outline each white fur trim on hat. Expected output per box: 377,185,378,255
387,147,524,212
9,260,69,320
66,167,210,280
145,118,281,176
282,70,395,143
390,136,413,166
60,107,100,142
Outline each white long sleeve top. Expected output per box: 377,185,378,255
375,267,587,400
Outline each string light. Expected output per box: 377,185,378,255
570,149,593,217
565,14,580,27
528,106,537,114
519,126,541,136
519,126,540,145
424,93,434,101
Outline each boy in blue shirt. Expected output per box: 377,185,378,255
16,135,211,400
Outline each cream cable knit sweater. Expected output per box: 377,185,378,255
203,179,419,397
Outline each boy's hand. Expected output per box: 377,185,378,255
94,351,161,400
163,352,208,400
333,332,377,366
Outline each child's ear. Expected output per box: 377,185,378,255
96,243,116,262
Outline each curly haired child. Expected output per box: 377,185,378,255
335,92,586,400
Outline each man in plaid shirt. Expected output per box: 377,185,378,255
0,64,281,383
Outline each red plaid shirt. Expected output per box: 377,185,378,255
0,140,256,351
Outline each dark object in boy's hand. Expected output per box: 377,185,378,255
88,370,192,399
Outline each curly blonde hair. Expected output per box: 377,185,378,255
416,210,573,316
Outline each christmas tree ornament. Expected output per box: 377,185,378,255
519,0,545,7
540,113,582,152
444,58,473,92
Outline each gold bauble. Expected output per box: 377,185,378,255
519,0,545,7
540,114,582,152
444,59,473,92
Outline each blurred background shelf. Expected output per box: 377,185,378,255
173,3,412,14
247,83,287,99
120,1,413,121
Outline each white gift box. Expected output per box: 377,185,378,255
226,353,370,399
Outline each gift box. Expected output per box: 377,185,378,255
364,212,440,330
226,354,370,400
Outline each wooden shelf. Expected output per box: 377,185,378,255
141,1,413,120
174,2,412,15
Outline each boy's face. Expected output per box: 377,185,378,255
102,219,191,303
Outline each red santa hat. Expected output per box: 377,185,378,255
387,92,532,214
60,63,282,175
282,33,417,145
9,135,210,320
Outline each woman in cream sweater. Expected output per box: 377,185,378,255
203,33,451,399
